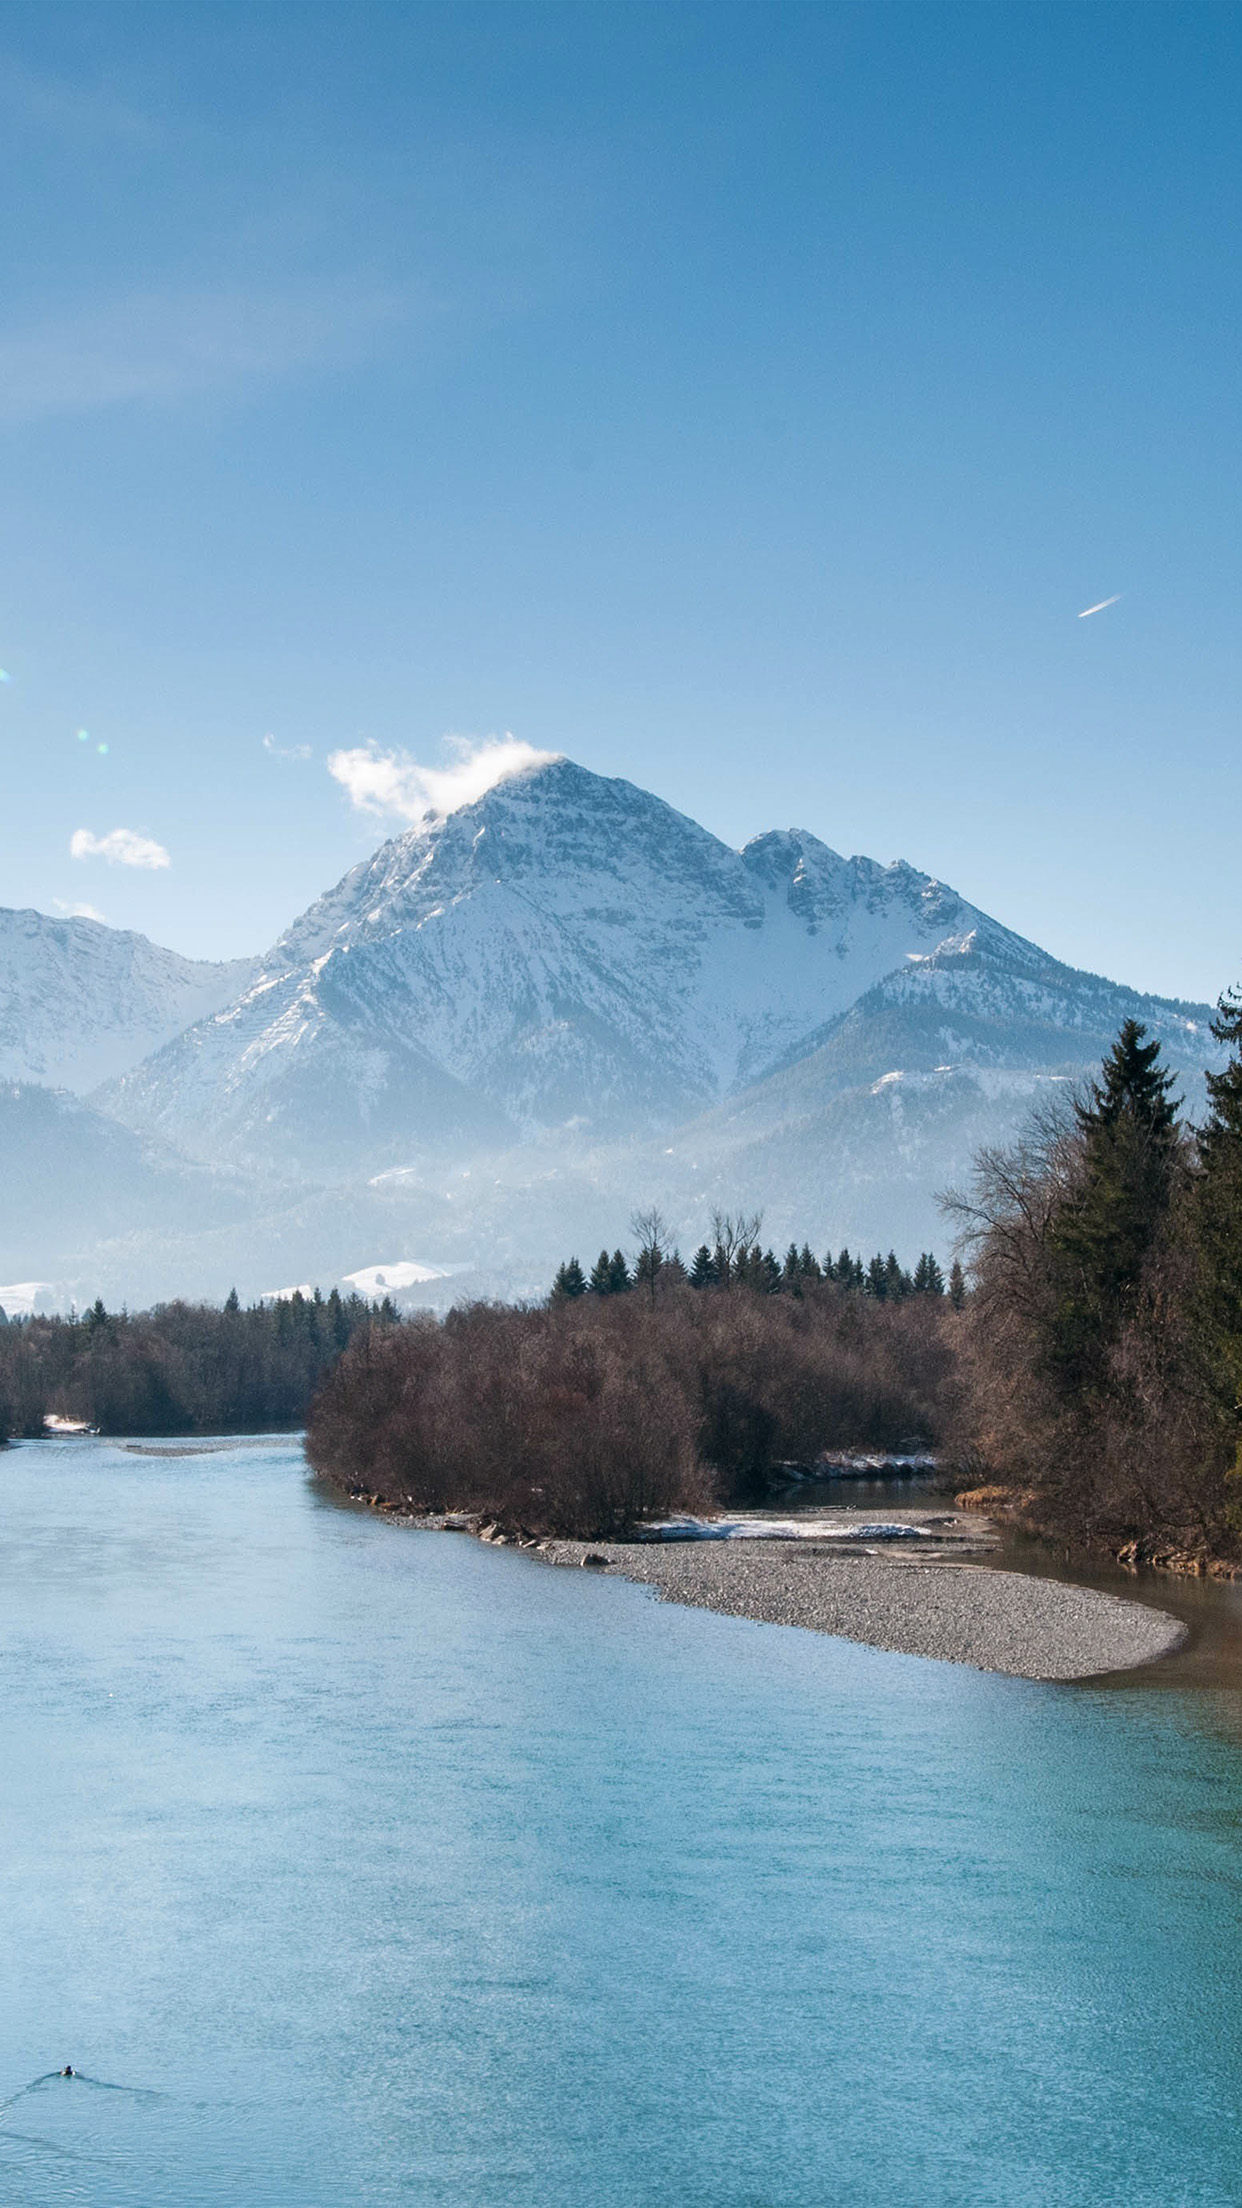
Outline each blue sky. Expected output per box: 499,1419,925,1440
0,1,1239,1000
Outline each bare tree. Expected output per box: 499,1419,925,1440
709,1208,764,1287
631,1207,672,1303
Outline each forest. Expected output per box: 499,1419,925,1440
0,1288,390,1440
946,987,1242,1571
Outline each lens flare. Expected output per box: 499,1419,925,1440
97,742,109,756
77,728,89,742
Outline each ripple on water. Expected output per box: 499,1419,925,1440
1,1435,1241,2207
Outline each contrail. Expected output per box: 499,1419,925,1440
1077,593,1122,619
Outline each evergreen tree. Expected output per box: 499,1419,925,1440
1192,984,1242,1428
607,1249,632,1293
866,1254,888,1299
224,1286,240,1314
782,1242,803,1294
948,1259,966,1310
551,1258,588,1300
799,1244,822,1283
588,1250,614,1294
1045,1020,1182,1398
761,1248,783,1293
913,1253,945,1296
689,1244,718,1288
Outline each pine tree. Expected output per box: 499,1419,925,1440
948,1259,966,1310
782,1242,803,1294
689,1244,718,1288
224,1286,240,1314
607,1249,632,1293
866,1254,888,1299
589,1250,614,1294
799,1244,821,1283
913,1253,945,1295
1192,985,1242,1429
1045,1020,1182,1398
552,1258,587,1300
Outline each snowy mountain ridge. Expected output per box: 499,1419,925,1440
101,758,1057,1169
0,907,258,1093
0,754,1227,1306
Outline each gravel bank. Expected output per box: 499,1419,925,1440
545,1540,1187,1680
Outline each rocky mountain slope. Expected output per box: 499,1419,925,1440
2,756,1225,1304
0,908,257,1092
102,756,1192,1178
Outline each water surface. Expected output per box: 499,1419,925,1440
2,1436,1241,2206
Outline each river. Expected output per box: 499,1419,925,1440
2,1434,1241,2206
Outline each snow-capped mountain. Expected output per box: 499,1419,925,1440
0,908,257,1092
101,758,1082,1171
5,754,1227,1302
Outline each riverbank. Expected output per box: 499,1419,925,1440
367,1491,1188,1680
538,1538,1185,1679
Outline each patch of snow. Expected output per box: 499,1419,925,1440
638,1515,936,1541
340,1260,447,1294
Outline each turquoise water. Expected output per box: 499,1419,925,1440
2,1437,1241,2206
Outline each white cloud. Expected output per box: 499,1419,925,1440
52,898,106,921
70,827,170,870
0,280,407,425
327,735,560,822
263,732,312,762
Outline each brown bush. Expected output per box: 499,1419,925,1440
306,1283,958,1537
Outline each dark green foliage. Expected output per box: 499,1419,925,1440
564,1231,943,1305
1044,1019,1181,1400
0,1291,382,1436
588,1248,632,1294
948,1011,1242,1562
948,1259,966,1310
1192,987,1242,1453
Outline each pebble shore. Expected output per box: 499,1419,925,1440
543,1538,1187,1680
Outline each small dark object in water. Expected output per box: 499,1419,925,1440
60,2065,75,2077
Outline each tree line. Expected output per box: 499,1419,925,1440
948,992,1242,1568
553,1206,964,1305
0,1288,392,1440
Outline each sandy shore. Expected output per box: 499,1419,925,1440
542,1537,1187,1681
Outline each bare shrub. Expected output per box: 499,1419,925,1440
306,1283,957,1537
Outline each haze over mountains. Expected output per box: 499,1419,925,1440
1,757,1222,1312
